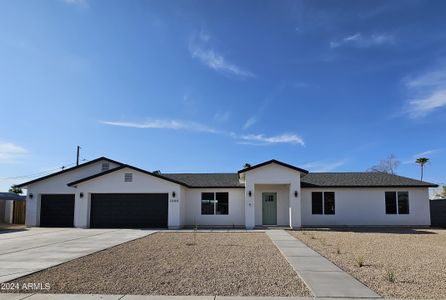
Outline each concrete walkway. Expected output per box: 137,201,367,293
0,228,156,283
266,230,380,299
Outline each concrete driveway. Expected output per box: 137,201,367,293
0,228,156,283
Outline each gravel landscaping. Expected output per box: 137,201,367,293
7,232,310,296
290,228,446,299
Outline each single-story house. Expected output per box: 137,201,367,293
17,157,438,229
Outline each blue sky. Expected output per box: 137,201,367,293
0,0,445,192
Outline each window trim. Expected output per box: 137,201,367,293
201,192,229,215
311,191,335,215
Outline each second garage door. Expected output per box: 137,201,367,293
90,193,168,228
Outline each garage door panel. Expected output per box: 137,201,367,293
40,194,75,227
90,193,168,228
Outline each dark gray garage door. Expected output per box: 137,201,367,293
90,193,168,228
40,194,75,227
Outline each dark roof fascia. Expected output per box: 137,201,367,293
187,186,245,189
67,164,189,187
17,157,124,188
301,184,438,188
238,159,309,174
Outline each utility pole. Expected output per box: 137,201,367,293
76,146,81,166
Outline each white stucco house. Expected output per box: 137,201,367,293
17,157,438,229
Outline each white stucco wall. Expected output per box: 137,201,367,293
242,163,302,228
301,187,431,226
184,188,245,226
74,167,184,229
25,160,120,227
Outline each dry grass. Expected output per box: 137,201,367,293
7,232,310,296
290,228,446,299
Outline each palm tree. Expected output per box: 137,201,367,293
415,157,429,181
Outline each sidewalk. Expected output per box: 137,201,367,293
0,295,385,300
266,230,380,299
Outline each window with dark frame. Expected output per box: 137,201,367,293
201,192,229,215
398,191,409,214
324,192,335,215
311,192,323,214
312,192,335,215
385,191,409,214
216,192,229,215
201,192,214,215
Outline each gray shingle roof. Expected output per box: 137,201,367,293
163,172,437,188
300,172,437,188
163,173,244,188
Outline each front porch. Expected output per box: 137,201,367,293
239,161,305,229
254,184,292,227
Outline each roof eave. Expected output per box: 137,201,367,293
238,159,309,174
17,157,124,188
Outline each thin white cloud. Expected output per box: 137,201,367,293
214,111,231,122
403,65,446,118
413,149,440,157
302,160,346,172
243,117,257,130
189,30,255,78
240,134,304,146
101,119,304,146
0,143,27,164
62,0,87,5
100,119,217,133
403,149,441,164
330,33,395,49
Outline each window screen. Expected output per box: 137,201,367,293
216,192,229,215
324,192,335,215
398,191,409,214
201,192,214,215
312,192,323,214
385,192,397,214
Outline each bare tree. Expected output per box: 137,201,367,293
367,154,400,175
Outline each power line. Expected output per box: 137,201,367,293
0,159,89,182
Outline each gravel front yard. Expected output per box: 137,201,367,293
7,232,310,296
290,228,446,299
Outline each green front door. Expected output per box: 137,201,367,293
262,192,277,225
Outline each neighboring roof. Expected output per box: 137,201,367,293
163,173,244,188
0,192,26,201
67,164,189,187
301,172,438,188
17,157,124,188
238,159,309,174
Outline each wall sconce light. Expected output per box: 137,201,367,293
172,191,176,198
29,193,33,199
248,190,252,197
80,192,84,198
294,191,298,197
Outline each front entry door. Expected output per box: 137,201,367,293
262,192,277,225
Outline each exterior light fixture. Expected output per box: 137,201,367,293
294,191,298,197
80,192,84,198
248,190,252,197
29,193,33,199
172,191,176,198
